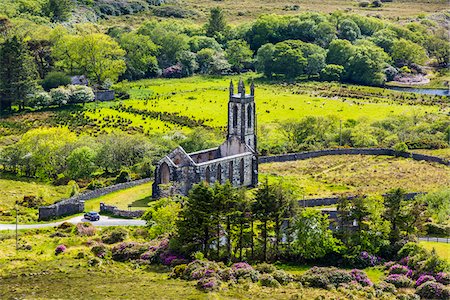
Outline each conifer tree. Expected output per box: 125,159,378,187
0,35,37,113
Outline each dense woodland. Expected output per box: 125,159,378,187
0,0,449,113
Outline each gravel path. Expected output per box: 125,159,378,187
0,215,146,231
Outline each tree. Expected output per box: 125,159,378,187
53,33,126,85
426,32,450,67
0,35,37,112
370,29,398,53
253,177,277,261
225,40,253,72
347,44,389,86
143,197,182,239
188,36,222,53
28,39,53,79
326,39,355,67
256,43,275,77
176,182,215,257
383,188,407,242
206,7,227,39
177,51,198,77
338,19,361,42
272,41,307,78
292,208,342,259
43,0,72,22
338,195,390,254
320,64,344,81
391,38,428,66
119,32,159,80
66,146,97,180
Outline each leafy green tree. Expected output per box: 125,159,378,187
196,48,230,75
383,188,407,242
338,19,361,42
391,38,427,66
256,43,275,77
370,29,398,53
66,146,97,180
119,32,159,80
292,208,342,259
206,7,227,40
320,64,344,81
43,0,72,22
0,35,37,112
272,41,307,78
150,29,189,68
28,39,53,79
143,197,182,239
188,36,222,53
245,14,285,50
416,189,450,224
176,51,198,76
326,39,355,67
53,33,126,85
426,33,450,67
225,39,253,72
347,44,389,86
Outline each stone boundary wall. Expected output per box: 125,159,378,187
38,178,151,221
100,203,145,218
299,192,424,208
94,90,115,101
259,148,450,166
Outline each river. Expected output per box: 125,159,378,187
387,86,449,97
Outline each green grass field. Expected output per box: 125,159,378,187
259,155,450,198
420,241,450,262
84,182,153,212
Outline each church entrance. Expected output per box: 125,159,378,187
160,162,170,184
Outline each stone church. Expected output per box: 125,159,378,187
152,80,258,198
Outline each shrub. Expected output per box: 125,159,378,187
259,274,281,288
375,281,397,293
111,242,149,261
393,142,408,153
18,195,45,208
272,270,293,285
50,87,70,106
218,268,235,282
29,91,51,108
384,274,413,288
42,72,71,91
350,269,373,286
75,222,96,236
371,0,382,7
425,223,450,237
389,264,412,277
101,228,128,244
196,276,221,292
170,264,188,279
153,6,195,18
255,263,277,274
300,267,356,288
416,281,450,300
67,85,95,104
91,243,107,258
397,242,426,260
55,244,66,255
420,250,450,274
436,272,450,285
183,260,216,280
358,1,369,7
115,169,131,183
415,274,436,287
232,262,259,282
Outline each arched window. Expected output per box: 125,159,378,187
217,164,222,184
160,162,170,184
240,159,245,185
233,105,238,128
205,166,211,183
247,105,252,127
229,161,234,183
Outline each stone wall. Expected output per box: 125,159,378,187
38,178,151,220
260,148,449,166
298,192,424,208
100,203,144,218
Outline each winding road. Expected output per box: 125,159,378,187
0,215,146,231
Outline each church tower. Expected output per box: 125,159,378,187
227,79,257,152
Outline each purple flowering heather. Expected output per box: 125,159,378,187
389,264,411,276
55,244,66,255
399,256,410,266
350,269,373,287
415,274,436,287
385,274,413,288
435,272,450,285
231,262,252,270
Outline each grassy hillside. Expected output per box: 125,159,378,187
259,155,450,198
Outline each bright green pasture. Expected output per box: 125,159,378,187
259,155,450,199
420,241,450,262
84,182,153,212
94,75,442,135
0,178,70,223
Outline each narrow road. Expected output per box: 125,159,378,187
0,215,146,231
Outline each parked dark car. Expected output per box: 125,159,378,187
84,211,100,221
